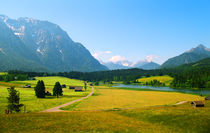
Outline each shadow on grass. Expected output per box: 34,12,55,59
39,94,87,99
92,93,101,96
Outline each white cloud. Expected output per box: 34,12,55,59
109,55,126,63
122,62,129,66
92,51,111,59
146,55,160,62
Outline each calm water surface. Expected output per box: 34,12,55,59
112,84,210,95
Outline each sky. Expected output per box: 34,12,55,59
0,0,210,64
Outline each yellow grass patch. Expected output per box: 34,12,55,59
64,87,203,111
0,112,173,133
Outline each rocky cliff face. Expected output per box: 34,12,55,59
0,15,107,72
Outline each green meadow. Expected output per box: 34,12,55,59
137,75,173,86
0,101,209,133
11,76,84,88
0,72,7,75
0,76,209,132
0,76,90,114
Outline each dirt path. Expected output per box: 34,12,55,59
174,101,188,105
42,87,94,112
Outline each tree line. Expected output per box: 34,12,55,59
3,58,210,90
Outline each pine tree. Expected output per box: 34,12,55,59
34,80,45,98
7,87,24,113
84,82,87,91
53,82,63,98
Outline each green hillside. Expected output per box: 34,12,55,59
161,45,210,68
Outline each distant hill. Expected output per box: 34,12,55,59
177,58,210,69
161,44,210,68
0,15,108,72
137,62,160,70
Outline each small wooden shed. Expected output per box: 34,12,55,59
69,86,83,91
22,85,31,88
75,86,83,92
69,86,75,89
45,91,52,96
191,101,204,107
205,96,210,100
62,84,66,88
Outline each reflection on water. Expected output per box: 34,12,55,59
112,84,210,95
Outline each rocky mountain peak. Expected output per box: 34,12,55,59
187,44,209,53
0,15,108,72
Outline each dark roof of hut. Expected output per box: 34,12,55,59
191,101,204,105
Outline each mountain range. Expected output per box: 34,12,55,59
0,15,108,72
0,15,209,72
103,44,210,70
161,44,210,68
102,60,160,70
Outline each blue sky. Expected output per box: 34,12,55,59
1,0,210,64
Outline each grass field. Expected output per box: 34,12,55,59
1,101,209,133
0,76,209,132
62,86,203,111
0,72,7,75
0,76,90,114
11,76,84,88
137,75,173,86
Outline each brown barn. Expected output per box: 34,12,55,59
69,86,75,89
191,101,204,107
62,84,66,88
69,86,83,91
75,86,83,92
22,85,31,88
205,96,210,100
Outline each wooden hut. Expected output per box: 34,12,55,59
69,86,83,92
191,101,204,107
205,96,210,100
69,86,75,89
62,84,66,88
75,86,83,92
45,91,52,96
22,85,31,88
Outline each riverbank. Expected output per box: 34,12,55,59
112,84,210,95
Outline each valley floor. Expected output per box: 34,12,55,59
0,77,209,133
62,86,203,111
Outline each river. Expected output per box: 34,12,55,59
112,84,210,95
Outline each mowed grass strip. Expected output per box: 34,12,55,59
0,111,173,133
137,75,173,86
63,86,203,111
